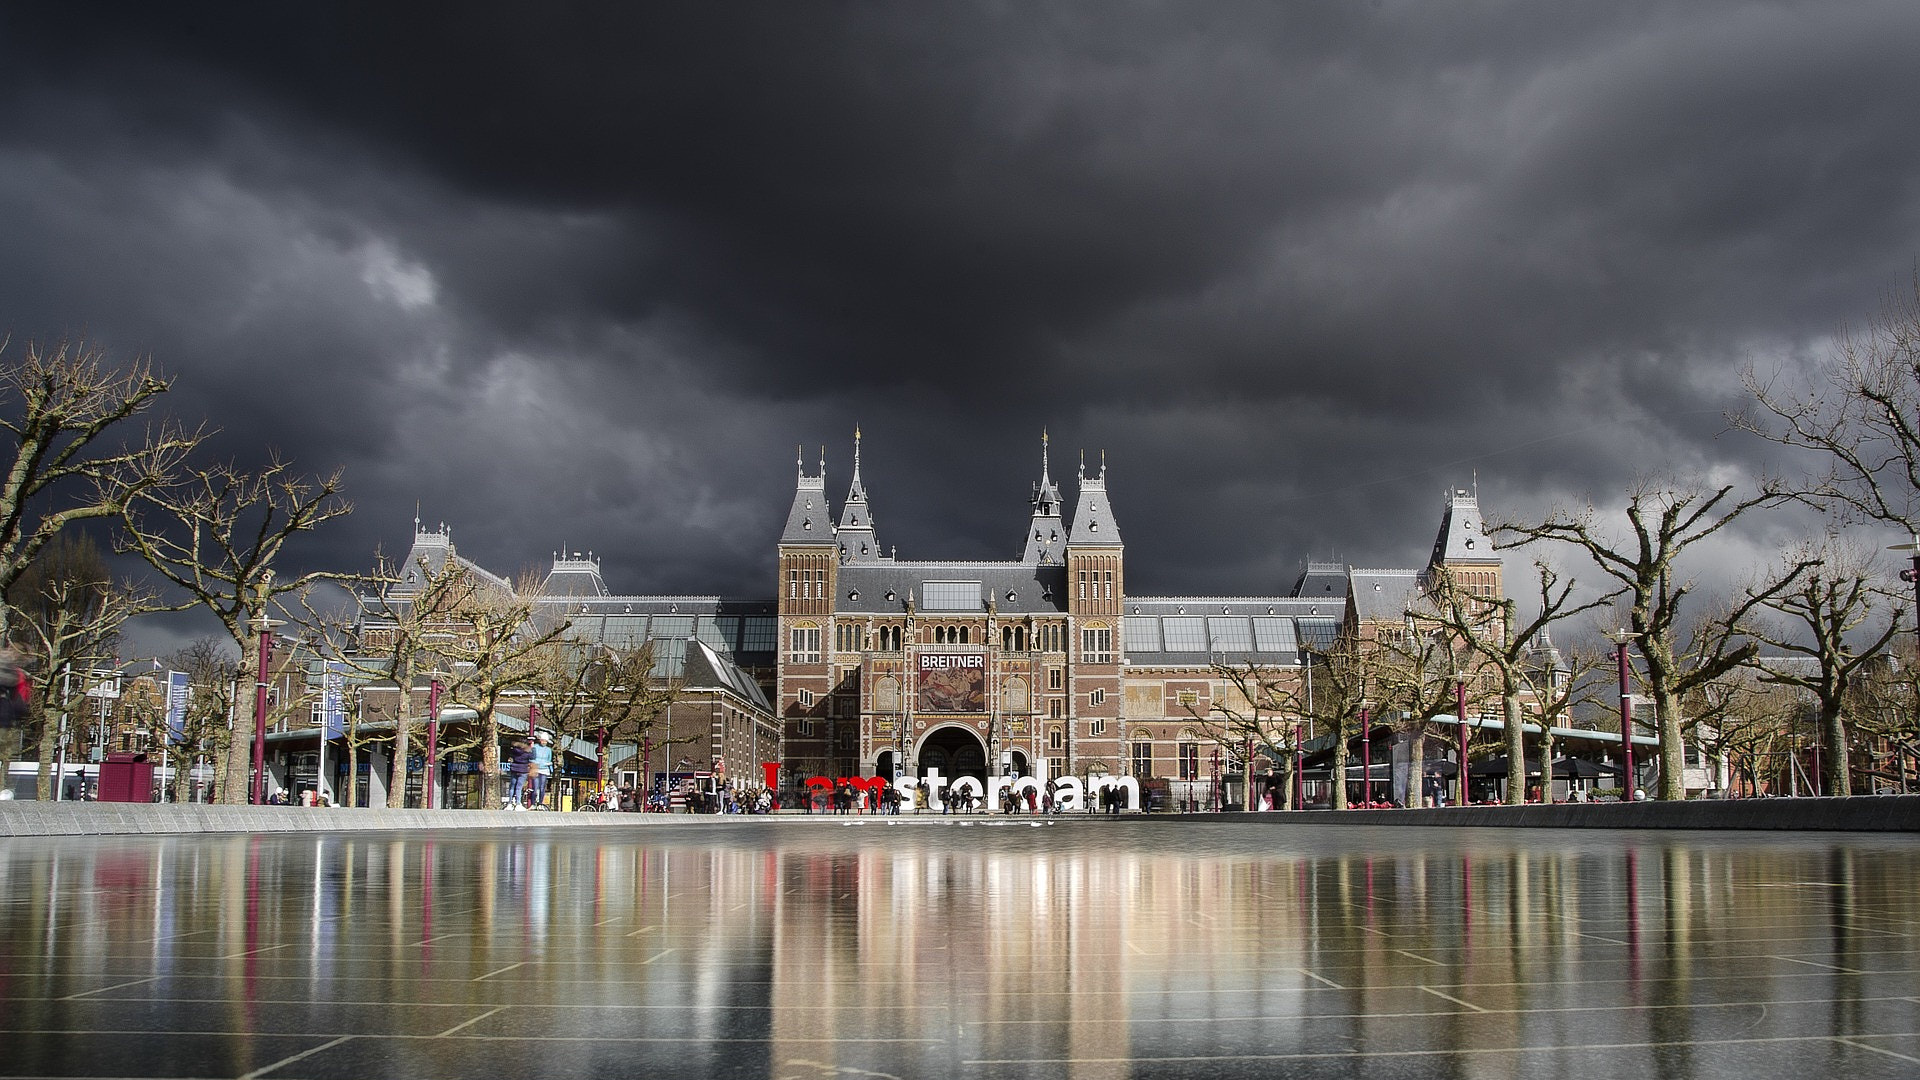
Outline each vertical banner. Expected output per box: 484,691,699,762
166,670,190,743
323,661,346,740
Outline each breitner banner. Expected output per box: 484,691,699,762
917,652,985,712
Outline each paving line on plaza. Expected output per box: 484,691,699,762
435,1005,510,1037
1297,967,1346,989
1773,955,1866,974
238,1035,355,1080
961,1032,1920,1067
623,924,659,937
57,976,157,1000
1394,949,1443,966
472,962,526,981
219,944,291,960
1834,1037,1920,1064
1419,986,1487,1011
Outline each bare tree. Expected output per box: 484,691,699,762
1742,541,1905,796
1738,277,1920,530
164,637,239,803
1425,562,1617,803
1183,659,1294,807
1492,479,1804,799
119,458,352,803
523,638,677,785
1376,610,1487,807
5,533,158,797
0,339,202,641
435,569,570,808
1843,645,1920,794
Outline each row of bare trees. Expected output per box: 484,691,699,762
1189,278,1920,803
1,337,680,806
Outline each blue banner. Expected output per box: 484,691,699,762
323,662,346,740
166,670,190,744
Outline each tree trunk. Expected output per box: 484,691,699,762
479,704,501,808
1408,727,1427,808
222,634,260,804
1820,702,1850,796
388,676,413,809
1540,730,1557,804
1653,688,1684,800
35,712,58,800
1503,692,1526,805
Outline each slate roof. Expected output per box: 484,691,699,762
831,562,1070,615
1067,463,1122,547
1121,596,1341,667
779,451,833,546
1430,488,1499,567
1349,569,1425,624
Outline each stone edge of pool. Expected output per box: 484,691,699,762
3,796,1917,836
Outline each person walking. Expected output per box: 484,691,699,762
506,738,533,809
530,732,554,808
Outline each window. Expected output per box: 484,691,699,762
1089,718,1106,736
835,623,864,652
1081,625,1112,663
1047,666,1064,691
1178,742,1200,780
1048,698,1065,720
1048,726,1064,751
1131,740,1154,779
1089,688,1105,707
1048,757,1066,781
310,701,327,728
1161,617,1206,652
797,688,815,708
924,580,982,611
1104,570,1113,600
789,624,821,663
794,718,814,736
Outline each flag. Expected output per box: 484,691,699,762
166,670,190,744
323,662,346,740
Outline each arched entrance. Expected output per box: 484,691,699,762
915,725,988,785
875,750,898,780
1008,749,1030,779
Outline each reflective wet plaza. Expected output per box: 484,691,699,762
3,819,1918,1079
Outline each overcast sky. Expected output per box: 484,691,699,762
3,3,1917,654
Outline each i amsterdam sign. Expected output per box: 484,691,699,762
758,761,1141,811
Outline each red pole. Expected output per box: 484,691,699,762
425,678,441,809
1618,642,1635,800
1360,706,1371,808
251,625,274,805
1456,679,1469,807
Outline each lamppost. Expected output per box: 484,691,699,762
1607,629,1641,799
424,675,443,809
1887,535,1920,793
1359,703,1372,808
1454,674,1470,807
250,617,282,805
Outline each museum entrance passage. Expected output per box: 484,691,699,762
915,726,987,784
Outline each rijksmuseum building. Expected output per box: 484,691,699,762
403,434,1501,798
771,434,1500,792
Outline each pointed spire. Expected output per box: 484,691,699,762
838,428,879,560
1068,448,1122,547
780,444,830,546
1023,430,1066,563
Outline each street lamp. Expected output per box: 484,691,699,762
1454,673,1469,807
425,675,443,809
1607,629,1642,799
1358,702,1372,808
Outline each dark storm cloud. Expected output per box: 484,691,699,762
1,1,1917,645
